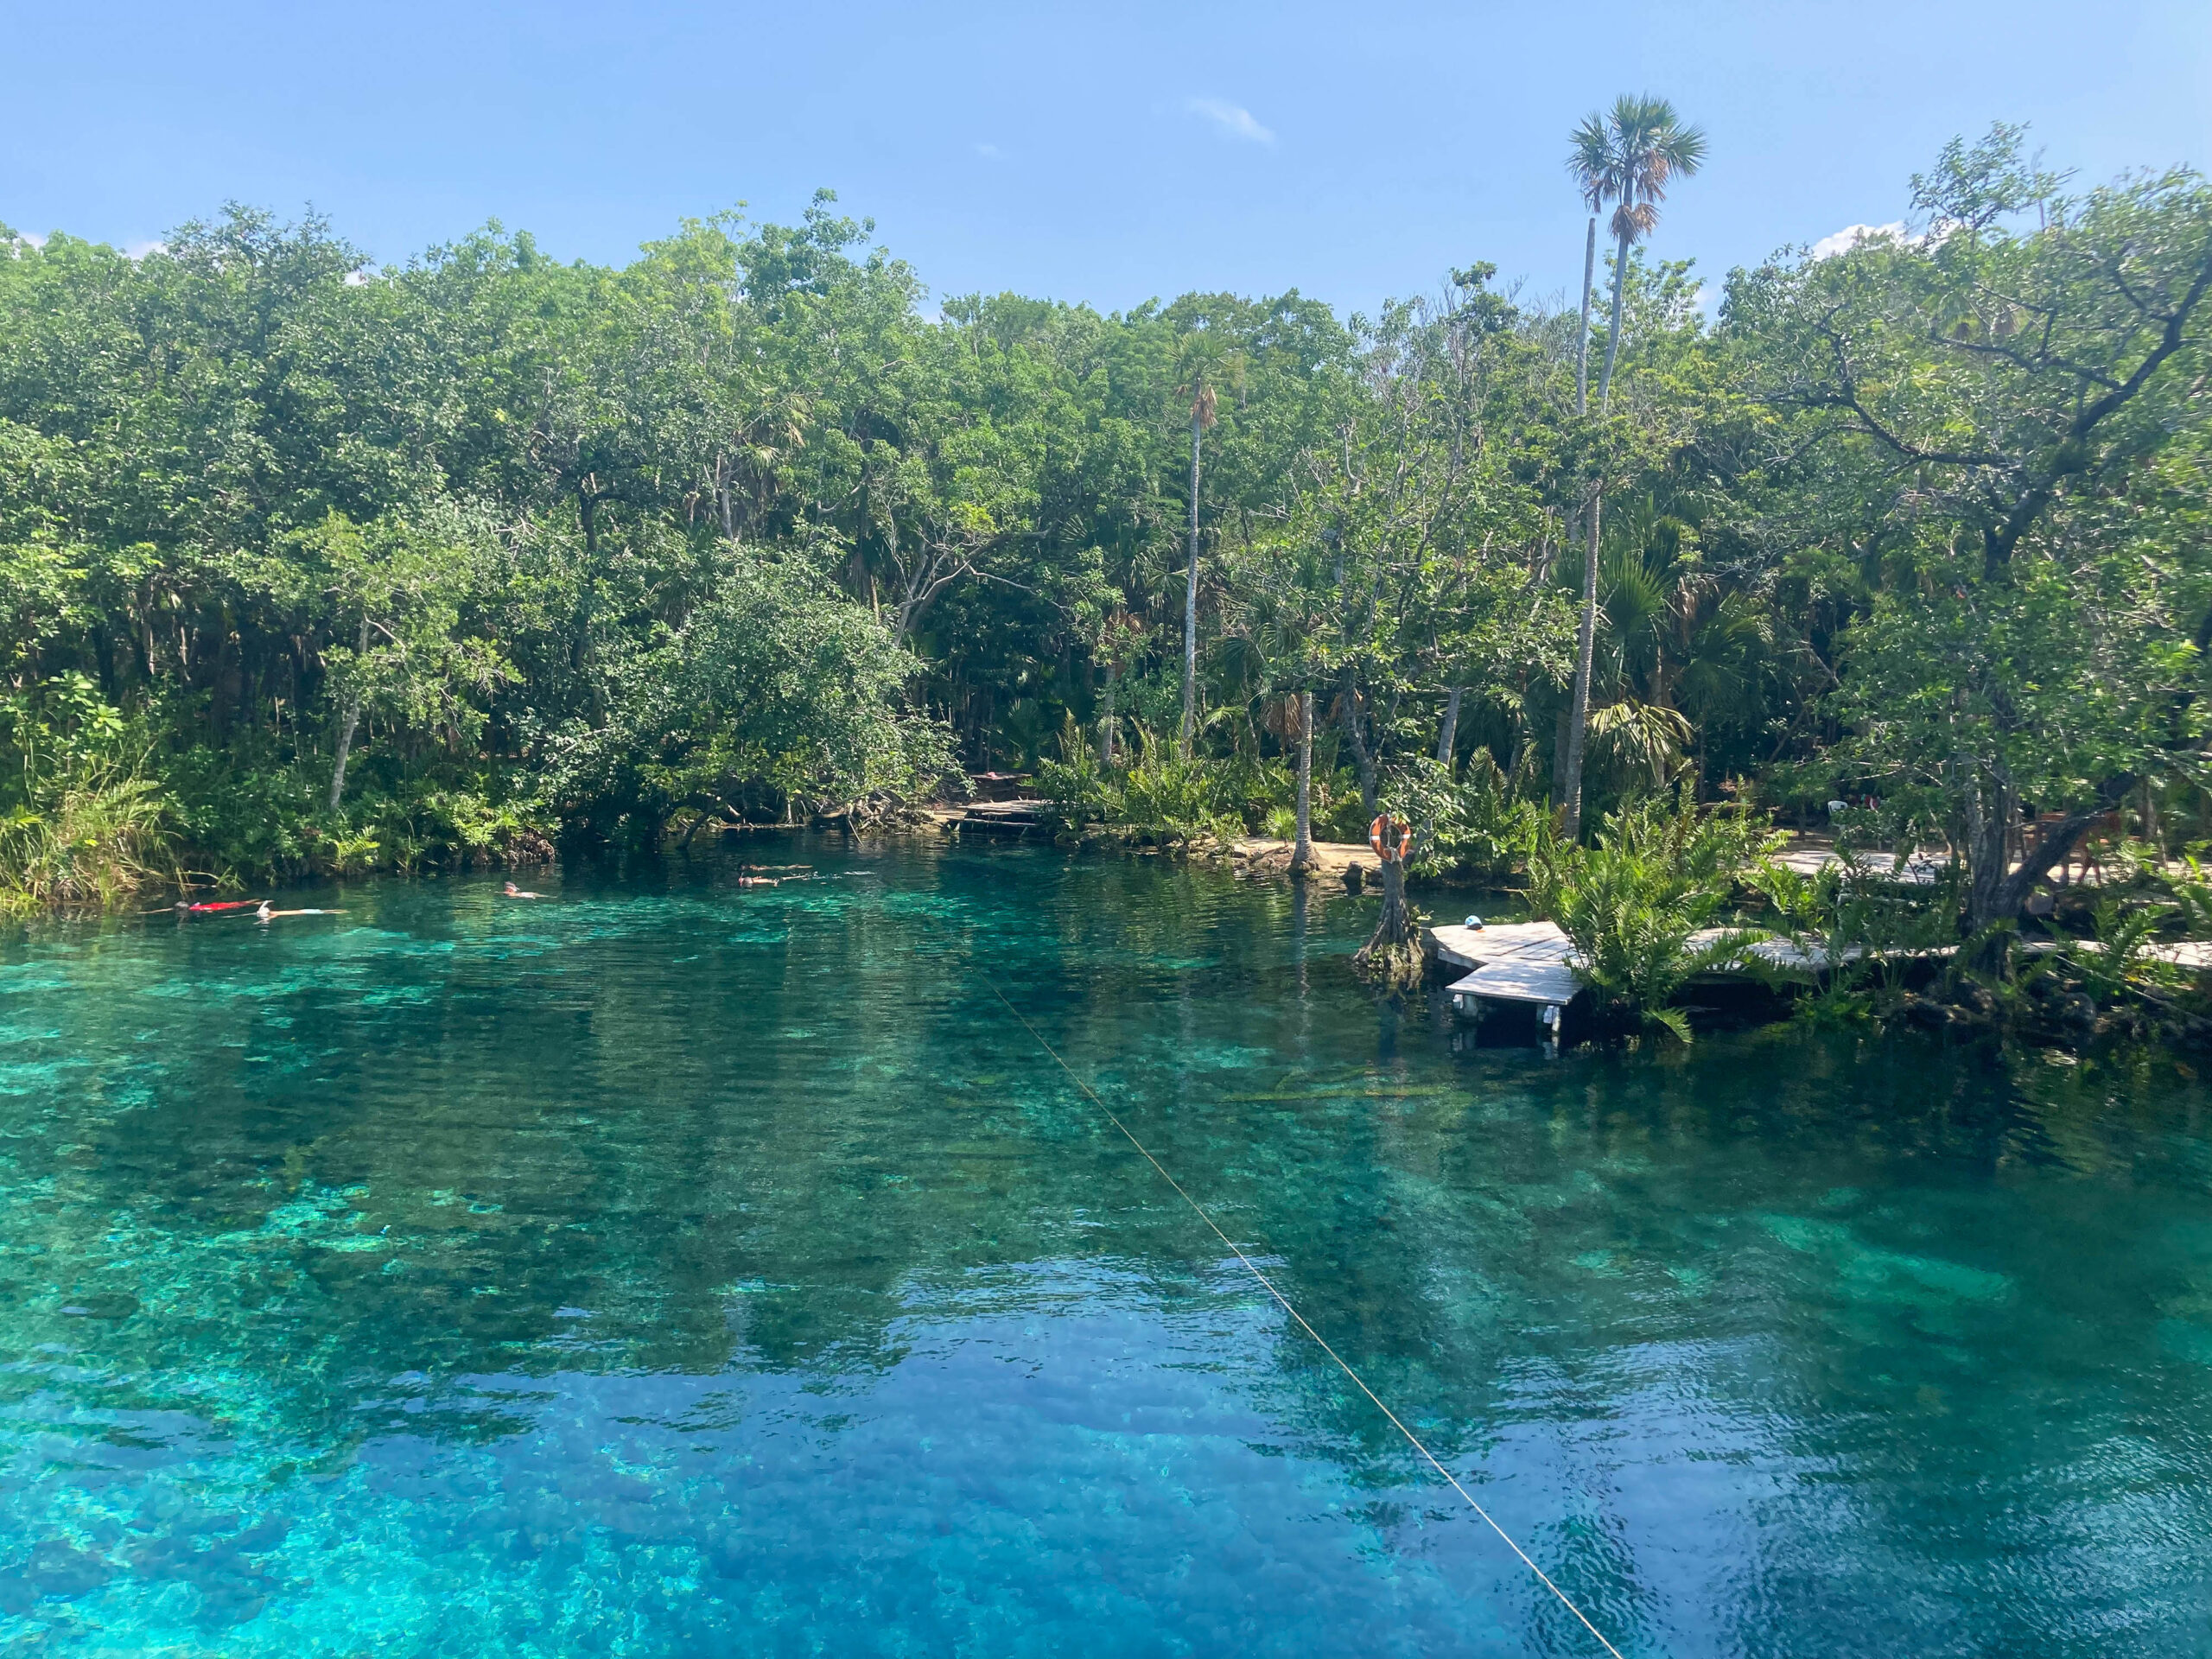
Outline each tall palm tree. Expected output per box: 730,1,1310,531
1557,93,1707,837
1180,382,1217,755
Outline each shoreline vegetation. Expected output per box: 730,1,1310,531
5,116,2211,1052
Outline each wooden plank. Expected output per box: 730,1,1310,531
1445,958,1582,1006
1431,921,1584,1007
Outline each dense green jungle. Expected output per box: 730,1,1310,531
5,113,2212,1039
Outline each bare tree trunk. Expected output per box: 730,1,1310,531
1965,772,2014,944
1097,657,1118,766
1560,491,1602,838
1597,228,1630,410
1340,668,1377,817
1373,855,1411,947
1437,686,1462,772
1291,690,1315,874
1355,824,1421,985
328,615,369,810
1575,216,1597,416
1560,235,1634,840
1180,411,1201,755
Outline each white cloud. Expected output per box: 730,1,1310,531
124,238,164,260
19,231,46,249
1186,98,1274,144
1810,221,1906,260
974,143,1002,160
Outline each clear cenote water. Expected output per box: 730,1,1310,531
1,837,2209,1656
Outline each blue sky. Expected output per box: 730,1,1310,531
10,1,2209,315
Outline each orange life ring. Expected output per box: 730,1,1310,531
1369,816,1413,863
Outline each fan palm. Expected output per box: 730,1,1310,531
1557,94,1707,837
1572,95,1707,410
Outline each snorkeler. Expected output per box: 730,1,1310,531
165,899,262,916
501,881,543,899
254,902,346,923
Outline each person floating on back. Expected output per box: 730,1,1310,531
255,901,345,923
502,881,544,899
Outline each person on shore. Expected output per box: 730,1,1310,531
254,902,346,923
502,881,544,899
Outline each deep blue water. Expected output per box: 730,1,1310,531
0,836,2208,1655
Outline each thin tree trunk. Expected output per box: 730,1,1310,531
1180,411,1201,754
1562,231,1634,838
328,614,369,810
1576,216,1597,416
1291,690,1315,873
1560,491,1602,837
1437,686,1462,772
1597,229,1630,410
1098,657,1118,766
1340,668,1377,817
1966,772,2014,943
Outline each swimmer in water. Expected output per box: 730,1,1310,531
255,902,345,922
164,899,261,916
501,881,543,899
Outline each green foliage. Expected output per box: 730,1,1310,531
2,118,2207,965
2065,898,2186,1001
1387,752,1545,882
2169,854,2212,938
1529,792,1777,1038
1036,721,1277,848
0,757,178,915
1749,856,1969,1020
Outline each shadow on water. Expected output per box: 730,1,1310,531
0,836,2207,1654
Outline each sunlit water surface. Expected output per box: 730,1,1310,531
1,838,2208,1656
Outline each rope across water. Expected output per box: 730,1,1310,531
981,979,1630,1659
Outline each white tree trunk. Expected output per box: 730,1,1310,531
1098,657,1117,766
1560,492,1602,838
1575,216,1597,416
1563,232,1633,838
328,614,370,811
1179,411,1201,754
1291,690,1315,872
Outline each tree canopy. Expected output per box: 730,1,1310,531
3,126,2209,935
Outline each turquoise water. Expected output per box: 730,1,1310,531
2,838,2209,1656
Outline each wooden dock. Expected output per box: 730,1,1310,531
1427,916,2212,1021
930,800,1048,836
1427,922,1584,1012
1425,919,1897,1018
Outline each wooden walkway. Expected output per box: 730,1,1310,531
1427,918,2212,1016
1427,920,1909,1013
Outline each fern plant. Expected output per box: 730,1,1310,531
1529,791,1774,1041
